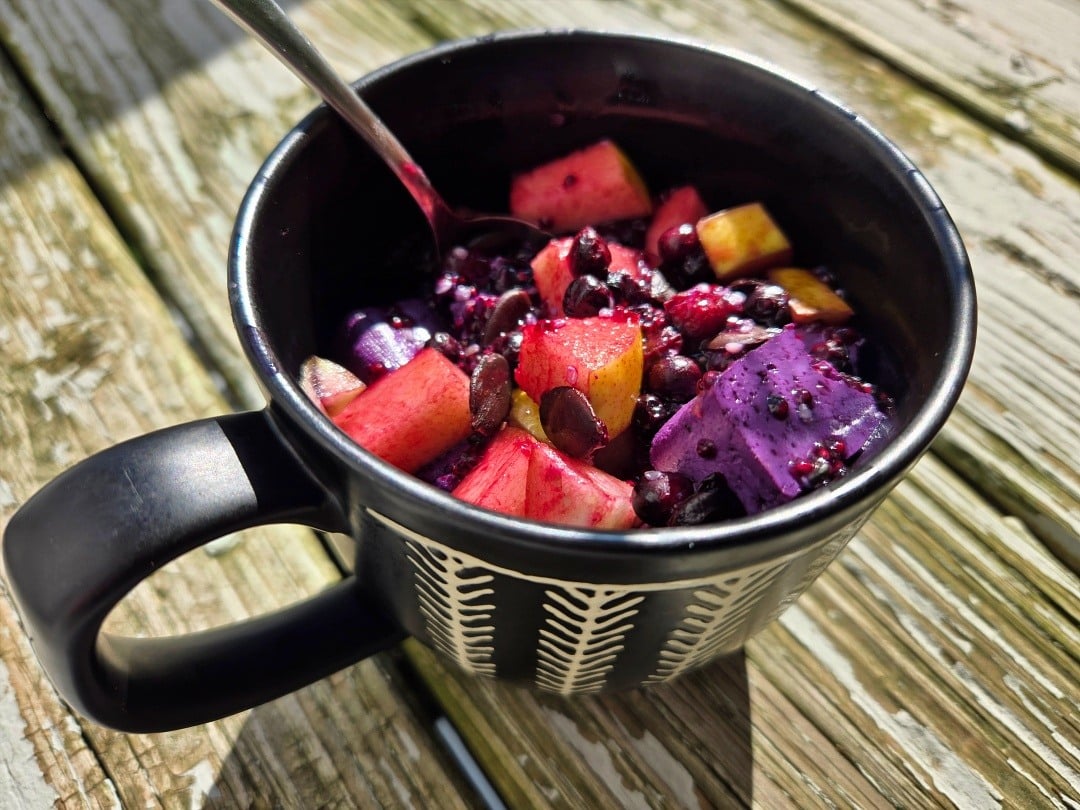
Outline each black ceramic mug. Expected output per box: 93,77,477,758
3,31,976,732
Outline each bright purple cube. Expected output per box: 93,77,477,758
337,299,435,382
650,327,888,513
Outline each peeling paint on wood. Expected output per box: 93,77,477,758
781,606,1002,808
0,0,1077,807
0,658,62,809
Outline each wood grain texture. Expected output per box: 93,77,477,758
0,45,470,810
0,0,1076,807
0,0,432,408
762,460,1080,808
0,599,117,808
774,0,1080,176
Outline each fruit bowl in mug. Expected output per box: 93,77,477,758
2,30,975,732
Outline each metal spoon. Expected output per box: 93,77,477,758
210,0,548,258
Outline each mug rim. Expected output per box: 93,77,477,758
229,28,976,569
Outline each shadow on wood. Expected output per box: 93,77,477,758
198,650,752,808
407,644,754,809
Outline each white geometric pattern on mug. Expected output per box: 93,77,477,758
377,510,828,692
406,539,497,677
647,556,793,684
649,522,862,683
537,587,645,694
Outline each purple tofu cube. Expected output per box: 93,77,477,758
337,299,436,382
650,327,888,514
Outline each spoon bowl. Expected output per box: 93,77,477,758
210,0,549,258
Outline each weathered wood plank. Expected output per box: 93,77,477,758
1,599,119,808
1,0,1077,807
408,638,897,808
0,49,470,810
408,0,671,36
0,0,432,408
763,458,1080,807
774,0,1080,176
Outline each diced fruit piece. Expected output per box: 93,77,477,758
529,238,572,316
524,440,638,529
645,185,708,259
452,427,637,529
334,348,471,473
515,314,644,438
531,236,646,317
452,427,535,516
510,139,653,233
507,388,549,441
696,203,792,280
299,355,365,416
650,328,888,514
595,242,646,287
767,267,854,325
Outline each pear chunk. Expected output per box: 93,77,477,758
696,202,792,280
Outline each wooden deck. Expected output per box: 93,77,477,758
0,0,1076,807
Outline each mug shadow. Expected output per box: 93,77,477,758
591,652,754,807
203,649,753,809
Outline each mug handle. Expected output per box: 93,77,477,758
2,411,406,732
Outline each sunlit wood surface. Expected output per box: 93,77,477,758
0,1,1076,806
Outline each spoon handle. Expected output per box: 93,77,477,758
210,0,447,226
